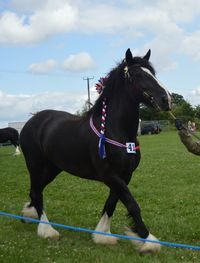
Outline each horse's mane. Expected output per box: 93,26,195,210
86,60,126,117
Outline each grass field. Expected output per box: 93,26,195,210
0,131,199,263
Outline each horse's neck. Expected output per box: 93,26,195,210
105,97,139,140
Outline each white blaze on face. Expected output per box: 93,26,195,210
141,67,171,109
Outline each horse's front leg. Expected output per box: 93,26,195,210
93,173,132,245
103,173,161,254
92,190,118,245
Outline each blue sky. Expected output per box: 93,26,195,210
0,0,200,127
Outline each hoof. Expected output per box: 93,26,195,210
93,213,117,245
37,224,60,240
14,146,21,155
22,202,38,223
125,228,161,254
14,152,21,156
124,228,144,250
92,232,118,245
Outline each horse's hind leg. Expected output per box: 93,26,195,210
10,131,20,155
22,158,61,240
10,139,20,155
14,146,21,155
93,190,118,245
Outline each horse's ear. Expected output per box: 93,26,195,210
143,49,151,61
125,48,133,65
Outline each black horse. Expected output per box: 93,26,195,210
0,127,20,155
21,49,171,254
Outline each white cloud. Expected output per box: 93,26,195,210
192,86,200,96
0,1,186,71
63,52,95,72
27,52,96,74
142,35,180,72
0,0,200,71
182,86,200,106
28,59,57,74
0,1,78,44
181,31,200,61
123,0,200,23
159,0,200,23
0,90,87,127
79,4,179,35
10,0,45,12
0,0,194,44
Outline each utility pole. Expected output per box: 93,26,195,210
83,76,94,110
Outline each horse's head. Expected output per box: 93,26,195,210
124,48,171,111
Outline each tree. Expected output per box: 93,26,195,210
194,105,200,119
172,101,195,121
171,93,185,107
139,105,155,120
76,101,89,116
139,105,169,120
170,93,195,121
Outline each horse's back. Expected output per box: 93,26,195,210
20,109,82,152
20,109,93,177
0,127,19,143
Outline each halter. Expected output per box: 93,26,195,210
125,65,168,111
91,76,140,159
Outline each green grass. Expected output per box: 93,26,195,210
0,131,199,263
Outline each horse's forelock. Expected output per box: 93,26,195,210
132,57,156,76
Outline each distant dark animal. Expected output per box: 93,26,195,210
0,127,20,155
20,49,171,254
141,123,162,135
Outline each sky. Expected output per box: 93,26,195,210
0,0,200,127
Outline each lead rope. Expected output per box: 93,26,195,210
169,111,200,140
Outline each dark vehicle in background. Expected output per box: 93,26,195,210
141,123,162,135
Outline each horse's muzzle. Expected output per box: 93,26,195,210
161,94,172,111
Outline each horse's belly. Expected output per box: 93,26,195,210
45,143,97,180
